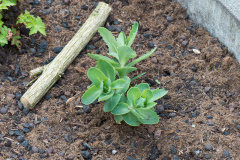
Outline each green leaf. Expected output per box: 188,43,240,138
82,85,102,105
0,0,16,10
17,12,46,36
111,79,126,89
135,97,146,108
87,68,108,88
127,87,141,106
98,27,118,53
127,47,157,67
0,34,7,44
135,83,150,92
115,67,137,78
127,22,138,47
115,76,130,94
151,88,168,102
97,59,115,82
136,108,159,124
131,72,146,81
103,93,121,112
117,32,127,46
144,102,157,109
114,115,123,124
142,89,153,104
123,112,141,126
98,90,114,102
28,17,46,35
111,103,130,115
117,46,136,66
119,94,127,103
88,53,120,68
107,51,119,60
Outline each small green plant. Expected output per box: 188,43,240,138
0,0,46,48
82,22,168,126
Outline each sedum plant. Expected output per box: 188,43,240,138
0,0,46,48
88,22,157,79
82,22,168,126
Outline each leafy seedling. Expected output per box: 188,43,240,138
82,23,168,126
0,1,46,48
88,22,157,79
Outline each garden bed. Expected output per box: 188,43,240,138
1,0,240,159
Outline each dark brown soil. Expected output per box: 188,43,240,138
1,0,240,159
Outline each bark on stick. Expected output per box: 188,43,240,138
20,2,112,109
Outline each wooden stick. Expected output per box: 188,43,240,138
20,2,112,109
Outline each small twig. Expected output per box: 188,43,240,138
26,77,38,87
4,137,15,142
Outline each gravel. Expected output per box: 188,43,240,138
17,135,25,143
224,150,230,157
0,106,8,114
32,146,39,153
81,5,88,10
22,108,29,115
29,48,36,54
21,140,29,147
64,134,73,143
205,143,213,151
148,41,154,48
169,113,176,117
171,147,177,154
53,47,63,54
83,105,91,113
166,16,173,22
23,123,31,128
204,87,211,93
107,25,117,31
5,140,12,147
81,151,91,159
40,40,48,53
15,130,23,136
17,101,23,110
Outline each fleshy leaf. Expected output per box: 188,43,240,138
88,53,120,68
98,27,118,53
151,88,168,102
115,76,130,94
111,103,130,115
115,67,137,78
123,112,141,126
127,22,138,47
141,102,157,109
141,89,153,104
111,79,126,89
107,51,119,60
98,90,114,102
114,115,123,124
135,97,146,108
127,87,141,106
97,59,115,83
117,32,127,46
82,85,102,105
135,83,150,92
117,46,136,66
136,108,159,124
103,93,121,112
87,68,108,88
127,47,157,67
119,94,127,103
